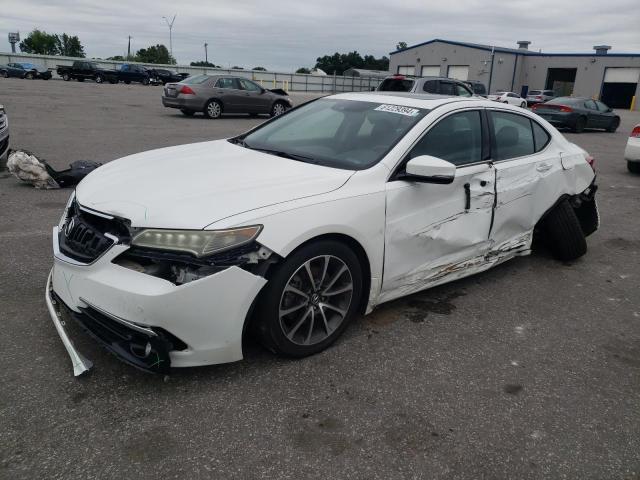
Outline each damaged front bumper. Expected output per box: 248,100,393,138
47,227,268,376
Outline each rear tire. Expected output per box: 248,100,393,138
95,75,104,84
520,101,526,108
25,72,34,80
2,71,8,78
204,99,222,119
573,116,586,133
541,199,587,261
62,73,71,81
606,117,620,133
255,240,363,358
628,161,640,174
180,109,195,116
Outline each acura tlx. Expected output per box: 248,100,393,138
46,92,598,376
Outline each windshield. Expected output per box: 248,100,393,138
19,63,36,69
238,98,428,170
181,74,210,85
378,78,415,92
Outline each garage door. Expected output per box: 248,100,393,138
447,65,469,81
397,66,415,76
421,65,440,77
602,67,640,108
604,68,640,83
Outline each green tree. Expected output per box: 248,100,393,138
19,29,58,55
252,66,266,71
296,67,311,74
190,60,220,68
135,44,175,64
396,41,408,51
54,33,85,57
315,51,389,75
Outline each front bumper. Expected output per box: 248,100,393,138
624,137,640,162
47,226,267,376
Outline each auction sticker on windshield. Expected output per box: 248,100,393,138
374,104,421,116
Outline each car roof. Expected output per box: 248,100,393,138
327,91,485,108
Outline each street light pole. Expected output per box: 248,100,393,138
162,14,177,62
127,35,132,59
204,43,208,63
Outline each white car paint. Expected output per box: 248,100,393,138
488,92,527,108
624,124,640,162
47,92,596,375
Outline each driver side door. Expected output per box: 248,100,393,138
238,78,271,114
380,109,496,303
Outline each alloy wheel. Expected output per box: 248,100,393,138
278,255,353,346
207,101,221,118
272,103,286,116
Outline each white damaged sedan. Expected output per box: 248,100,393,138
47,92,599,375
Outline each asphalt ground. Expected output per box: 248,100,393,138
1,77,639,480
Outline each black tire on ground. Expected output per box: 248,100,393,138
95,75,104,84
628,161,640,174
270,101,287,117
77,77,85,82
573,116,586,133
142,77,150,85
541,199,587,261
180,109,195,116
204,99,223,119
255,240,363,358
62,73,71,81
25,72,34,80
607,117,620,133
521,102,526,108
573,198,599,237
2,71,8,78
124,80,131,85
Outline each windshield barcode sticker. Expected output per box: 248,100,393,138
374,104,420,116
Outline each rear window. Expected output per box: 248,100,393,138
543,90,555,95
547,97,579,105
181,74,210,85
379,78,414,92
423,80,438,93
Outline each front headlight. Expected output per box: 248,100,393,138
131,225,262,257
58,191,76,230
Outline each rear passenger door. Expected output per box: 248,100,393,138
214,77,244,113
381,109,496,302
489,109,562,251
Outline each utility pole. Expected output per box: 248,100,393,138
204,42,208,63
162,14,177,62
127,35,132,59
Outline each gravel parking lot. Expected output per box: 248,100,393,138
1,78,639,479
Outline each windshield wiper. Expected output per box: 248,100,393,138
251,147,319,164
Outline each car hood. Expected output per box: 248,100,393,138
75,140,354,229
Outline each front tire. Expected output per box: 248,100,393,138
95,75,104,84
270,101,287,117
628,161,640,174
541,199,587,261
607,117,620,133
204,99,222,119
25,72,34,80
62,73,71,81
573,116,586,133
142,77,150,85
520,101,526,108
256,240,363,357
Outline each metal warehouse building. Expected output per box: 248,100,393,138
389,39,640,110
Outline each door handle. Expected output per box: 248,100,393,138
536,162,552,172
464,183,471,210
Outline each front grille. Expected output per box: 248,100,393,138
58,200,131,263
0,114,6,132
0,136,8,156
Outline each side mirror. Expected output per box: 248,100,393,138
403,155,456,184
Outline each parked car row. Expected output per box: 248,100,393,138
487,91,527,108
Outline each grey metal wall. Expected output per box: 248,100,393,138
390,40,640,110
0,52,383,93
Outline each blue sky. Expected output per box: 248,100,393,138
2,0,639,71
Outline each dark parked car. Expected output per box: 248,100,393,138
115,64,151,85
148,68,189,85
377,75,473,97
57,61,118,83
1,62,52,80
532,97,620,133
463,80,487,96
162,74,293,118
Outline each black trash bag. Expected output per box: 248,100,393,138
7,149,102,189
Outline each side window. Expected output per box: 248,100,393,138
595,100,609,112
422,80,438,93
507,93,518,98
439,81,455,96
216,78,239,89
238,79,262,92
531,121,551,152
409,110,482,166
456,84,472,97
489,111,534,160
584,100,597,111
122,65,129,72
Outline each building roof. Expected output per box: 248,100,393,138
390,38,640,58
